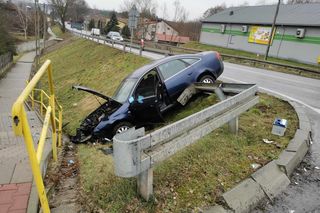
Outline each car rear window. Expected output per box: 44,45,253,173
158,59,188,80
181,58,200,65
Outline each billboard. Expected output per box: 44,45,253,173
248,26,275,45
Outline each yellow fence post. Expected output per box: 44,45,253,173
58,109,62,147
15,108,51,213
11,59,63,213
50,96,57,162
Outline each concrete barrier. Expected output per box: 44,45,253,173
220,99,312,212
222,178,265,213
251,161,290,200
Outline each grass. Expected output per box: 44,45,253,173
40,36,298,212
182,41,320,79
78,93,298,212
51,24,72,39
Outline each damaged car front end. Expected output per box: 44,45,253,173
70,85,127,143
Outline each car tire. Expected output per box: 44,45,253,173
113,121,133,136
199,75,215,84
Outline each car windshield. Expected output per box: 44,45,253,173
113,78,137,103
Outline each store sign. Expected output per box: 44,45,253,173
248,26,275,45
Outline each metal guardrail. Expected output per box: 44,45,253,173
11,60,62,213
71,30,320,75
113,83,259,200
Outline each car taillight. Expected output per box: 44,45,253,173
215,52,222,61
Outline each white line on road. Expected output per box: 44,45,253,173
221,76,320,114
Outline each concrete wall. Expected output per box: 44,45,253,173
200,23,320,64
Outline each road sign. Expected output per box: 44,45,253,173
128,5,139,29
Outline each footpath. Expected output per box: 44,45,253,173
0,52,44,213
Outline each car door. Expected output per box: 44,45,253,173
158,58,199,101
129,69,163,123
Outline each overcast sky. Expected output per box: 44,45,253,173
87,0,281,20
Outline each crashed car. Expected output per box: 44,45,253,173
70,51,224,143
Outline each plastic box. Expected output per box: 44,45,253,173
272,118,288,136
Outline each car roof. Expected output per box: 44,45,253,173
126,52,213,79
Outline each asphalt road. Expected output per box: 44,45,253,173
67,26,320,212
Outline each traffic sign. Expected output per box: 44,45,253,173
128,5,139,29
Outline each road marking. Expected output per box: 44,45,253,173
221,76,320,114
224,63,320,88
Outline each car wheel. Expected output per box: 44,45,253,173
113,122,133,135
199,75,215,84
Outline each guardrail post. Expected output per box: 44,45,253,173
137,168,153,201
58,110,62,147
123,44,126,52
214,87,239,134
139,46,142,56
112,41,114,47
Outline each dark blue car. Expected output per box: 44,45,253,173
71,51,223,143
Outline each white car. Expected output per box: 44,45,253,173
107,31,124,41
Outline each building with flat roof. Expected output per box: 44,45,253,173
200,4,320,64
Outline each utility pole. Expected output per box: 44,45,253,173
37,1,40,66
43,3,46,49
264,0,281,61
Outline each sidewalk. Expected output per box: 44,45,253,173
0,52,44,213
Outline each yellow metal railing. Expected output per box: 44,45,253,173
11,59,62,213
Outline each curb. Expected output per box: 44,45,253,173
205,99,312,213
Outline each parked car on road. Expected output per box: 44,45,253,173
71,51,224,143
106,31,124,41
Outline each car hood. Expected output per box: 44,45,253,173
72,85,122,107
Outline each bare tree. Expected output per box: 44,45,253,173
68,0,89,22
172,0,188,22
120,0,157,19
15,4,31,40
50,0,75,32
202,4,226,19
120,0,157,39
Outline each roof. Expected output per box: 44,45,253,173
156,34,190,44
202,3,320,27
126,52,207,79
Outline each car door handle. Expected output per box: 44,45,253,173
188,72,193,76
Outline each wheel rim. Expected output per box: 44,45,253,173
202,78,214,84
116,126,130,134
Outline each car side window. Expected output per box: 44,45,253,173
158,59,188,80
135,70,159,98
181,58,200,65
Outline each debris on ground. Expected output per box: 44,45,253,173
99,147,113,155
68,159,75,166
315,166,319,170
251,163,262,170
48,142,81,213
262,138,274,144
